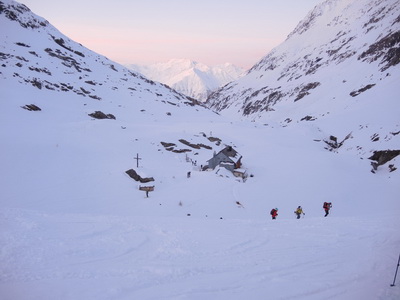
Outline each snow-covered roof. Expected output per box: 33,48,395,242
219,146,242,164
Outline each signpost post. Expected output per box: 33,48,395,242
139,185,154,197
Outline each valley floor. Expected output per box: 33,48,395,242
1,208,399,300
1,83,399,300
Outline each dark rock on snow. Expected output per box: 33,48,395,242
125,169,154,183
88,111,116,120
369,150,400,171
21,104,41,111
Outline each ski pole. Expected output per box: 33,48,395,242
390,253,400,287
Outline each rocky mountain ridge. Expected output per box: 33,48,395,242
0,0,204,113
206,0,400,119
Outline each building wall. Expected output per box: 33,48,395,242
207,153,232,169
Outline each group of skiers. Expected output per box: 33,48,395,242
270,202,332,220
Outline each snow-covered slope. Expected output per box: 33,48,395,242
207,0,400,125
206,0,400,171
1,1,399,299
127,59,244,101
0,1,205,110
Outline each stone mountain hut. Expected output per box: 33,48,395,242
206,146,242,172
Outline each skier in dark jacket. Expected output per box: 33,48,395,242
323,202,332,217
270,208,278,220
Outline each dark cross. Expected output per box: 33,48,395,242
134,153,142,168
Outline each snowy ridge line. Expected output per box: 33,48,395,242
206,0,400,122
0,0,204,109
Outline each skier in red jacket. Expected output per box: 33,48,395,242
323,202,332,217
270,208,278,220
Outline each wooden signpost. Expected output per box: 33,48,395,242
139,185,154,197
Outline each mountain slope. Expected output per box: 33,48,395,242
206,0,400,122
127,59,244,101
0,0,228,215
0,0,205,111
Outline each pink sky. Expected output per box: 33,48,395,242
20,0,322,69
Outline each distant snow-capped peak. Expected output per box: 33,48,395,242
126,59,244,101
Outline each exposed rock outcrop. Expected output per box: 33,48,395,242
369,150,400,171
88,111,116,120
125,169,154,183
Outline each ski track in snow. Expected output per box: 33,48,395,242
1,208,399,300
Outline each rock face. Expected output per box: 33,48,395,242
369,150,400,171
206,0,400,119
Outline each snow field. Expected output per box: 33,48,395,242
1,84,399,299
1,208,399,300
